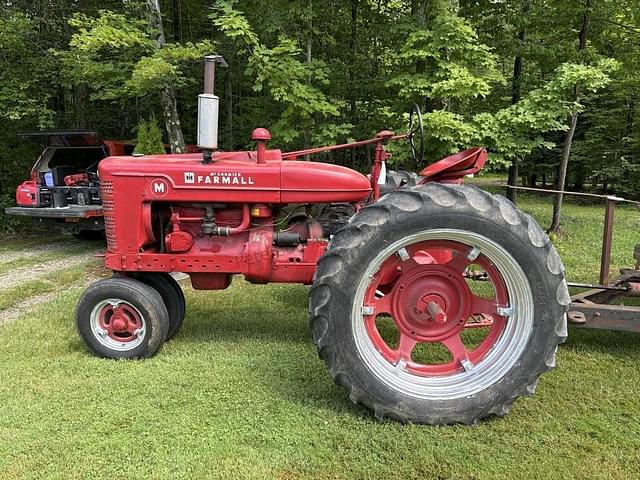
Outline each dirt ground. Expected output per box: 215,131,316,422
0,238,105,326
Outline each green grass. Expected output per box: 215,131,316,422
1,192,640,479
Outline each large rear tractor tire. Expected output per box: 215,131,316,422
76,277,169,359
310,183,569,425
129,272,186,340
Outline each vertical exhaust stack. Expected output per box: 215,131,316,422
198,55,227,164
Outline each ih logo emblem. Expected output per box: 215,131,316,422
150,178,169,197
184,172,195,184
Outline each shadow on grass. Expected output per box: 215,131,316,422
170,284,640,420
168,286,372,418
565,327,640,358
177,290,311,344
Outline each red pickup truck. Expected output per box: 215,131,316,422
5,131,197,236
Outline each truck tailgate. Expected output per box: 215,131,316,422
5,206,103,219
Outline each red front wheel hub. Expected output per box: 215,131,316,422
90,299,147,351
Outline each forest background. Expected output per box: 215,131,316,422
1,0,638,232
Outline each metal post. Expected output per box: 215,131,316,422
198,55,227,164
203,57,216,95
599,197,618,286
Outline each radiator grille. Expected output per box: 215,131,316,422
101,180,116,251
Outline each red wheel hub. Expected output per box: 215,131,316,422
363,240,509,376
98,303,143,343
391,265,472,342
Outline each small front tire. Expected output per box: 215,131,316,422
129,272,186,340
76,277,169,359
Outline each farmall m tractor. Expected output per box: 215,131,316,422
75,56,569,425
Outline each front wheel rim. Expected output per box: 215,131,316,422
89,298,147,352
352,229,534,401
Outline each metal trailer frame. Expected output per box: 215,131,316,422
507,185,640,333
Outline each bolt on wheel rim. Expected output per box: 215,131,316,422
352,229,534,400
89,298,146,352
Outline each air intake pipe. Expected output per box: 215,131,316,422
198,55,227,164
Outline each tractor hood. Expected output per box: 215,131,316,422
98,150,372,204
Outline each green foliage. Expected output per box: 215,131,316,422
478,60,618,165
1,0,639,204
57,10,214,102
387,4,617,169
211,2,350,148
0,13,55,128
389,14,503,104
211,1,260,46
133,117,166,155
0,194,31,238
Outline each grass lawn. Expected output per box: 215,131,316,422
1,190,640,479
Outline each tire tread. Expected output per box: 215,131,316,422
310,183,568,425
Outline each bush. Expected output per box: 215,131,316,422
0,193,32,239
133,117,166,155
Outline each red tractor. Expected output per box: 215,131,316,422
75,56,569,425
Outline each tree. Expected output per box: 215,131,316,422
210,2,350,149
134,117,166,155
549,0,598,232
148,0,186,153
506,0,530,203
55,5,213,152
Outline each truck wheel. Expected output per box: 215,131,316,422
129,272,186,340
310,183,569,424
76,277,169,359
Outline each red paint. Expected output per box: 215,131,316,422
419,147,487,183
64,173,90,186
98,302,143,343
252,128,272,164
165,230,194,253
96,128,491,297
15,181,38,206
362,240,508,376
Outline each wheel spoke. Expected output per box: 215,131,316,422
373,293,392,315
395,333,417,364
445,247,476,274
470,296,499,317
441,332,470,367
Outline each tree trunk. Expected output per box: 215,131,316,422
303,0,313,157
160,85,185,153
73,85,88,129
349,0,358,125
506,0,530,203
574,170,585,190
171,0,182,42
549,108,580,232
148,0,185,153
548,0,592,233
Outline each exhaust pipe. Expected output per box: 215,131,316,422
198,55,227,164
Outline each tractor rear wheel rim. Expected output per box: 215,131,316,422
89,298,146,352
353,229,534,400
